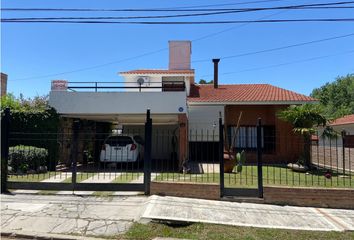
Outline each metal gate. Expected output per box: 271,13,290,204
1,108,152,194
219,117,263,198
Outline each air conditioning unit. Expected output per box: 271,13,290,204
136,76,150,86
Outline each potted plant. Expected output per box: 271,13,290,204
224,112,243,173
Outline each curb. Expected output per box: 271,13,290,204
1,231,106,240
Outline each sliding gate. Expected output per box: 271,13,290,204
1,108,152,194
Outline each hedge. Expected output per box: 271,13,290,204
9,145,48,173
9,108,60,171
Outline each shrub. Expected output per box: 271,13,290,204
9,145,48,173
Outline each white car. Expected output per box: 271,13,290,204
100,135,144,163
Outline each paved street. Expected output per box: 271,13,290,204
1,193,354,239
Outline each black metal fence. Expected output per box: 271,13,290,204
1,107,353,197
1,108,153,193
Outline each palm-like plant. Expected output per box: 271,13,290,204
278,104,328,168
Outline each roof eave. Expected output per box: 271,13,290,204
187,100,318,105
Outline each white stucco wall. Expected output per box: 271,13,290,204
122,75,162,92
49,91,187,115
332,124,354,135
120,74,192,96
188,105,225,142
317,124,354,147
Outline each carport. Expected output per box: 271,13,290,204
49,86,188,170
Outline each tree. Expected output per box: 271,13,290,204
278,104,328,168
1,93,49,112
311,74,354,118
1,93,59,171
0,93,21,111
198,79,214,84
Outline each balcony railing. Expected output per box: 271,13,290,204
58,81,186,92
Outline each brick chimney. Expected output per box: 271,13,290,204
1,73,8,97
169,41,191,70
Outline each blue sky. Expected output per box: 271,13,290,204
1,0,354,98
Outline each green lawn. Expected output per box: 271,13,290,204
118,222,354,240
8,165,354,190
93,172,143,197
154,165,354,188
111,172,142,183
8,171,60,182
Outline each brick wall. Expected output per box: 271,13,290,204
151,181,220,200
264,186,354,209
1,72,8,97
225,105,303,163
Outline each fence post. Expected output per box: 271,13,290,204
1,108,10,193
341,130,346,175
144,109,152,195
71,120,80,191
219,112,224,198
257,118,264,198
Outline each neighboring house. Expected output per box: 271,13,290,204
331,114,354,147
313,114,354,171
1,72,8,97
49,40,316,166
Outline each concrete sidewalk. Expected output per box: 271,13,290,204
1,193,354,239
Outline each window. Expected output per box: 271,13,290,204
228,126,275,153
162,77,185,92
105,136,134,147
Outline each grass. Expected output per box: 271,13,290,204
154,165,354,188
119,222,354,240
8,171,60,182
93,172,143,197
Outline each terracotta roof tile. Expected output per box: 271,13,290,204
188,84,316,103
331,114,354,126
120,69,194,75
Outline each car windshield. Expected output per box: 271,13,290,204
133,135,144,145
105,136,133,146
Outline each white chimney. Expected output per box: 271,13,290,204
169,41,191,70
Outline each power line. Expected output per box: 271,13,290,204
9,48,169,81
9,31,354,81
191,8,287,42
199,49,354,78
156,0,287,9
3,18,354,24
9,2,351,81
8,8,288,82
3,1,354,12
192,32,354,63
4,6,354,21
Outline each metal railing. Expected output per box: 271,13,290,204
67,81,186,92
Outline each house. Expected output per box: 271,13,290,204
312,114,354,172
330,114,354,147
49,40,316,167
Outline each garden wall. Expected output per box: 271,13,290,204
264,186,354,209
151,181,220,200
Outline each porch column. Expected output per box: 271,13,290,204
178,114,188,171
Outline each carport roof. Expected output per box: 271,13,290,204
188,84,317,104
